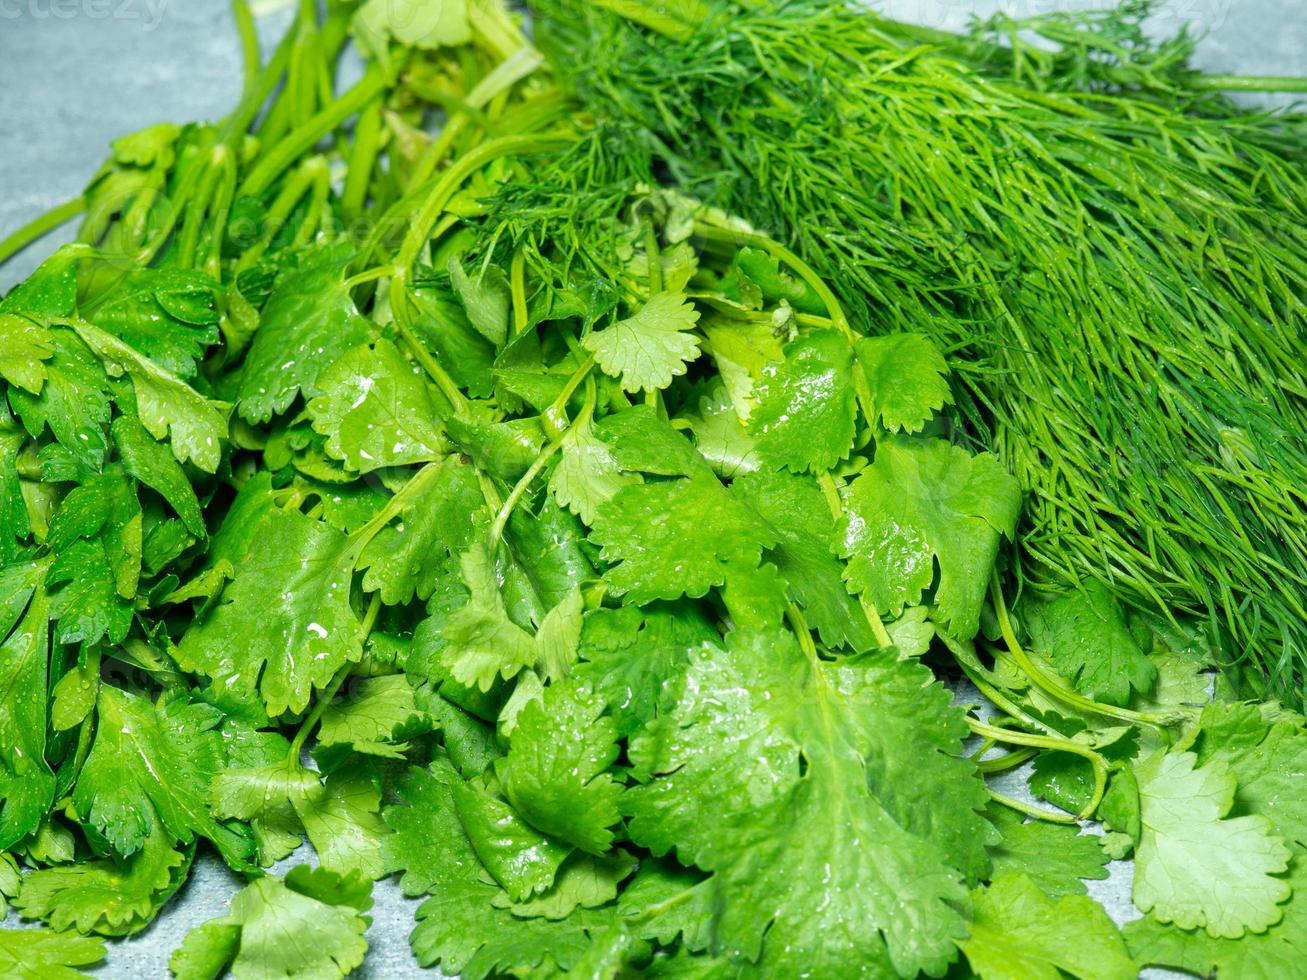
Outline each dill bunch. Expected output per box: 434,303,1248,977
522,0,1307,701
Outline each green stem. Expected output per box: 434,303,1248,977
987,789,1079,825
220,16,298,142
231,0,261,98
644,218,663,293
1187,73,1307,93
968,716,1107,820
510,247,528,337
239,65,387,198
394,321,467,417
976,747,1038,774
342,101,383,222
0,196,84,266
954,656,1060,737
347,461,443,555
236,156,328,271
989,573,1187,729
490,439,563,545
542,356,596,440
786,603,821,664
691,220,849,334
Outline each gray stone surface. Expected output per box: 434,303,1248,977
0,0,1300,975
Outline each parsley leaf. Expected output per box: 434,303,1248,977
7,327,111,470
1021,581,1157,706
0,928,105,979
574,604,717,738
0,312,55,394
1132,748,1291,937
583,292,702,393
733,467,877,651
306,338,446,473
0,574,55,848
549,411,639,524
855,333,952,434
840,436,1021,638
624,630,982,976
91,268,220,379
748,328,858,473
591,474,776,604
171,866,371,980
985,806,1109,899
1127,859,1307,980
497,681,623,854
235,244,374,424
73,688,234,857
176,506,362,717
356,456,483,605
16,830,190,936
958,873,1136,980
72,320,228,473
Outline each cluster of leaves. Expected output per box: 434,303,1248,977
524,0,1307,704
0,0,1303,978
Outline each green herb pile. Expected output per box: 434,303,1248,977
0,1,1303,978
527,0,1307,704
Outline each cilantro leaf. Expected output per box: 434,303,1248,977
700,316,784,421
1132,748,1291,937
1021,581,1157,706
1126,859,1307,980
624,631,982,976
748,329,857,473
958,873,1136,980
549,412,639,525
176,507,362,716
591,474,776,604
583,292,702,393
306,338,447,473
384,758,615,979
855,333,952,434
71,320,228,473
235,244,374,424
1190,702,1307,848
297,761,389,880
682,383,761,479
448,256,511,347
357,456,484,604
733,467,876,651
317,674,432,756
171,867,371,980
73,688,234,857
16,830,190,936
574,605,716,737
840,436,1021,638
450,773,572,901
439,539,540,691
112,414,205,536
0,928,105,979
985,806,1109,899
497,682,623,854
353,0,471,73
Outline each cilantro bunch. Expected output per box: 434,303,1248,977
0,1,1304,978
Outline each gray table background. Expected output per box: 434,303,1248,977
1,0,1302,975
